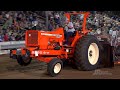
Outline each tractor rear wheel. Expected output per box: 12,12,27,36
74,35,101,70
47,58,63,77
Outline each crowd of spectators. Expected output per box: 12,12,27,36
0,11,120,42
87,11,120,35
0,11,46,42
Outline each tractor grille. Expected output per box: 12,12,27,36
27,31,38,45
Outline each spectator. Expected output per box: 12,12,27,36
3,33,9,41
0,34,3,42
54,13,61,26
48,21,54,31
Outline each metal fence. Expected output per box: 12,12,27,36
0,41,25,55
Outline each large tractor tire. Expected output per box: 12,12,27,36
17,50,32,66
47,58,63,77
74,35,101,71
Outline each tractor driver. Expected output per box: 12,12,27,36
64,18,75,45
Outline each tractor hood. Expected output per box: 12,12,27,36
25,28,64,49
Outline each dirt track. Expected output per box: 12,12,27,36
0,55,120,79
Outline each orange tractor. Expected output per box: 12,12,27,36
10,12,114,77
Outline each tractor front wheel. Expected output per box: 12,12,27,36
17,54,32,66
47,58,63,77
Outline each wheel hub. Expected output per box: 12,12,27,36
89,50,93,57
88,43,99,65
54,63,61,74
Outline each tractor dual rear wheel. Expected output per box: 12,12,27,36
74,35,101,70
47,58,63,77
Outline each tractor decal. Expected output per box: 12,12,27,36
41,33,62,38
32,51,50,55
